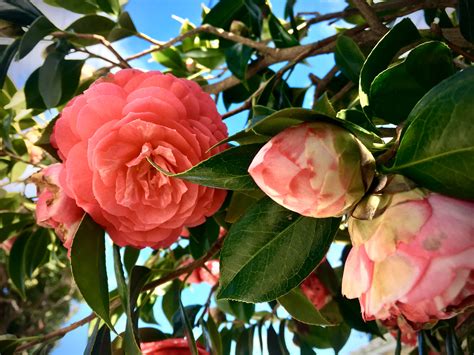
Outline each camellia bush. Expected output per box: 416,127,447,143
0,0,473,354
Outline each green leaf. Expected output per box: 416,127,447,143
206,314,222,355
225,43,254,81
162,280,180,325
390,67,474,199
359,18,420,116
186,48,225,70
8,232,29,298
123,246,140,275
370,41,454,124
172,304,201,338
124,266,151,355
268,13,298,48
189,217,220,259
34,115,60,160
334,35,365,83
24,228,50,278
97,0,120,15
313,93,336,117
26,59,84,112
67,15,116,44
178,299,199,355
71,214,114,330
267,324,287,355
18,16,57,59
217,300,255,323
335,296,381,336
217,198,340,302
151,47,186,71
278,288,333,325
236,326,254,355
297,322,351,353
84,322,112,355
39,51,64,108
336,109,378,134
148,144,261,191
0,40,20,89
44,0,99,14
203,0,245,29
459,0,474,43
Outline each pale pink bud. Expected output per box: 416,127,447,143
180,258,220,286
248,122,375,218
32,164,84,251
342,180,474,325
300,273,331,310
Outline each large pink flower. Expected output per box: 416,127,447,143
50,69,228,249
248,122,374,218
342,180,474,324
32,164,84,250
140,338,209,355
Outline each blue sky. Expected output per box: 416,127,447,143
9,0,373,353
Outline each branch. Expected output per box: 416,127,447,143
351,0,388,35
126,24,275,63
52,32,131,69
15,235,226,353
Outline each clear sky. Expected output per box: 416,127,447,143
10,0,372,353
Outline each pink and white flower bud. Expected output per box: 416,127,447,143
248,122,375,218
32,164,84,251
342,180,474,324
300,272,331,310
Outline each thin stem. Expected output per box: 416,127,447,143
351,0,388,35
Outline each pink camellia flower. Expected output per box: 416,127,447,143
32,164,84,250
300,272,331,310
248,122,374,218
342,179,474,324
50,69,228,249
140,338,209,355
180,259,220,285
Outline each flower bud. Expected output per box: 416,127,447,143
32,164,84,251
180,258,220,286
342,179,474,324
140,338,209,355
248,122,375,217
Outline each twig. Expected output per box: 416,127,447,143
313,65,339,101
74,48,119,67
331,81,355,104
15,235,227,353
52,31,131,69
126,24,274,63
221,101,251,120
348,0,388,34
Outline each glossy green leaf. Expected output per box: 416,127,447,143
359,18,420,116
25,59,84,112
267,324,288,355
334,35,365,83
390,67,474,199
8,232,29,298
0,40,20,89
203,0,244,29
39,52,64,108
370,41,454,124
151,47,186,71
313,93,336,117
189,218,220,259
24,228,50,278
34,115,60,160
225,43,254,81
217,198,340,302
206,314,222,355
18,16,57,59
278,288,333,325
162,280,180,325
44,0,99,14
123,246,140,275
268,13,298,48
84,322,112,355
217,300,255,323
66,15,116,45
336,109,378,134
186,48,224,70
459,0,474,43
179,300,199,355
335,296,381,336
71,214,114,329
172,304,201,338
148,144,261,191
97,0,120,15
298,322,351,353
236,326,254,355
124,266,151,355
